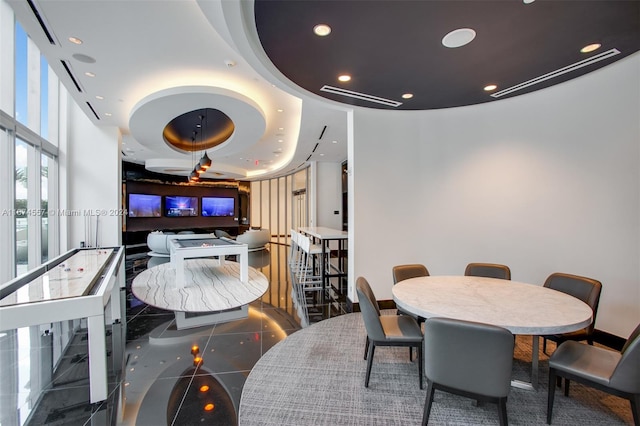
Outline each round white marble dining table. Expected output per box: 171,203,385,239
392,275,593,390
392,275,592,335
132,258,268,312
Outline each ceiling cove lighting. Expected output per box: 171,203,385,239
442,28,476,48
313,24,331,37
490,48,620,98
320,85,403,107
581,43,601,53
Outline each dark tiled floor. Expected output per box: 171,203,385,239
122,243,348,425
0,243,348,426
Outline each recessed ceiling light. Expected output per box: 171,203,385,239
523,0,535,3
484,84,498,91
277,109,283,113
338,74,351,82
85,72,95,77
68,36,83,45
332,140,338,144
442,28,476,48
104,112,112,116
95,95,104,100
313,24,331,37
320,153,325,156
278,139,283,143
581,43,601,53
402,93,413,99
278,127,284,131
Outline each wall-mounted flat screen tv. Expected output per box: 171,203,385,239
201,197,235,217
165,196,198,217
128,194,161,218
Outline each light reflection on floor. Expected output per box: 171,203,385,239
122,245,302,425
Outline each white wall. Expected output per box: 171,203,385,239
316,161,342,229
351,53,640,338
60,100,122,250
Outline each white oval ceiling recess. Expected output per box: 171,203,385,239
442,28,477,48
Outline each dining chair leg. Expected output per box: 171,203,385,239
631,394,640,426
409,346,414,362
421,381,435,426
418,343,424,390
498,397,508,426
547,368,557,424
364,343,375,388
564,379,571,397
364,337,369,360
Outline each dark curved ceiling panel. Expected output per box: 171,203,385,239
163,108,235,152
254,0,640,110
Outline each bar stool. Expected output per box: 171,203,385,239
292,234,323,324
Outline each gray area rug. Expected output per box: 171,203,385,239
239,312,633,425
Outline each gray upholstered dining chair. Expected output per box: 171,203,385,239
464,262,511,280
547,322,640,425
542,272,602,354
392,264,430,324
356,277,424,389
422,317,514,426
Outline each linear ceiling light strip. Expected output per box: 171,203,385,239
86,102,100,120
27,0,55,44
491,48,621,98
60,60,83,92
320,85,403,107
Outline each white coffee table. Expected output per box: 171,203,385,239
169,237,248,287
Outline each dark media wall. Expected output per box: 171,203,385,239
125,181,239,232
122,162,250,238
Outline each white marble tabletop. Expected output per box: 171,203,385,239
392,275,593,335
132,259,268,312
0,248,114,306
298,226,347,240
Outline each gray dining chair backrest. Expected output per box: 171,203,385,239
612,322,640,393
464,263,511,280
543,272,602,335
356,277,385,341
424,317,514,398
392,264,429,284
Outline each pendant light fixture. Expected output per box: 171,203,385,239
199,151,211,171
188,110,213,182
